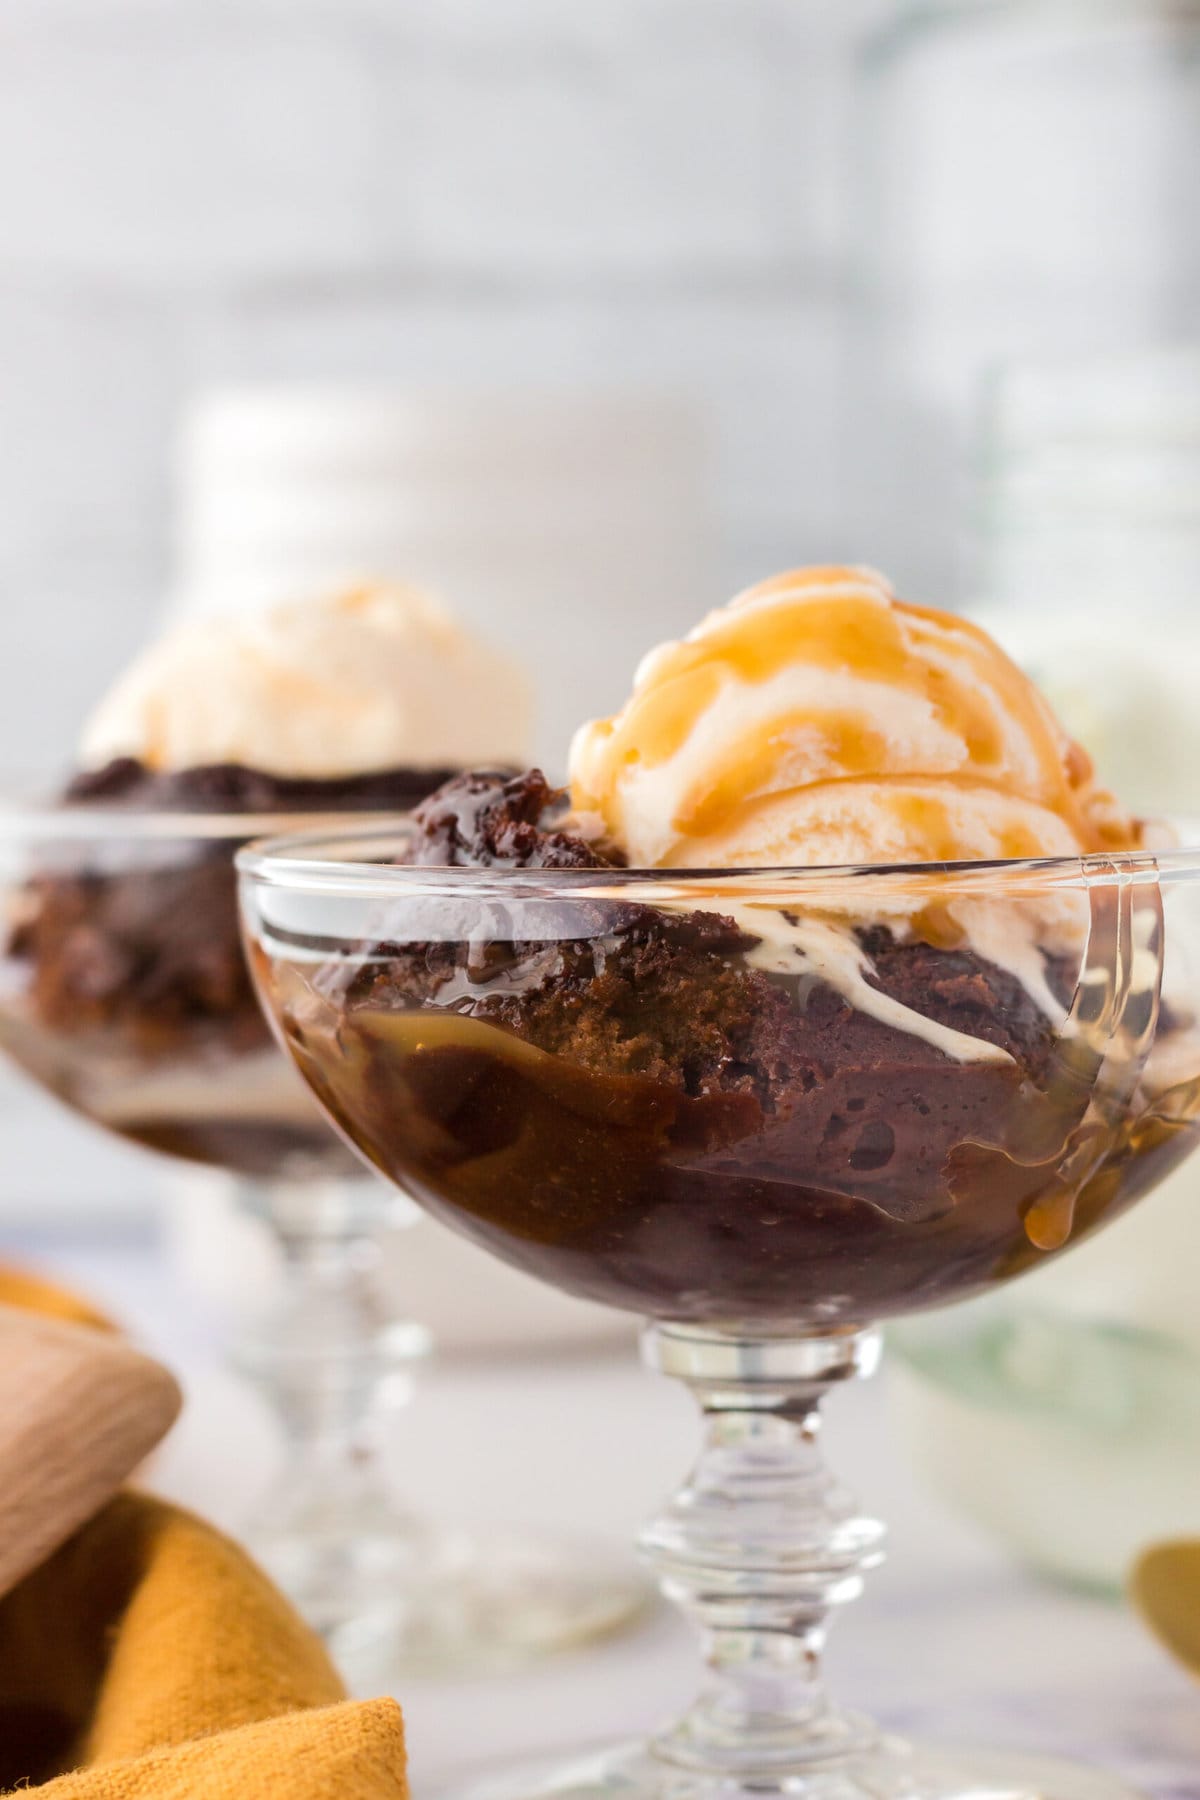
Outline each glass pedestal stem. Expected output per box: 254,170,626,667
232,1177,433,1676
428,1322,1145,1800
640,1324,887,1781
227,1177,649,1683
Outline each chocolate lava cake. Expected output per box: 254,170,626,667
271,769,1164,1326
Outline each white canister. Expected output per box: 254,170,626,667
168,385,720,771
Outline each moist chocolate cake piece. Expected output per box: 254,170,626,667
379,766,1066,1095
344,766,1072,1263
405,768,616,869
65,756,458,814
11,850,257,1042
352,896,1065,1176
318,880,1083,1326
14,757,457,1043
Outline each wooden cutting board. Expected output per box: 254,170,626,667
0,1303,181,1599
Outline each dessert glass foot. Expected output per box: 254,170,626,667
248,1497,646,1689
240,829,1200,1781
432,1739,1144,1800
233,1172,647,1682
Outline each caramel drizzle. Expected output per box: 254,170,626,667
573,566,1137,864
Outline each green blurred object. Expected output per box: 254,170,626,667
890,1165,1200,1593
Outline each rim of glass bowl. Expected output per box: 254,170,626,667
0,795,423,843
236,821,1200,903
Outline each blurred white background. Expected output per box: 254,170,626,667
0,0,891,774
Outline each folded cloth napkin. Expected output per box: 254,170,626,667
0,1268,407,1799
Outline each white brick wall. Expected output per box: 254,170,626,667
0,1,881,771
0,22,379,285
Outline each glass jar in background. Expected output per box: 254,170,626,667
891,345,1200,1593
846,0,1200,606
973,345,1200,815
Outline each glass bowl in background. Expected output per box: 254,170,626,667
1,804,358,1176
240,830,1200,1800
918,342,1200,1588
889,1150,1200,1593
0,798,645,1681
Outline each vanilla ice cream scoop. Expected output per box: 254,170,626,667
82,584,531,777
569,566,1138,869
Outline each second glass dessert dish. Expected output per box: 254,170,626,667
241,568,1200,1800
0,584,643,1680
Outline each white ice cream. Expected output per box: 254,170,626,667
569,566,1145,1055
570,566,1135,871
81,584,531,777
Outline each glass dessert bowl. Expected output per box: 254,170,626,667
0,772,424,1180
0,590,642,1681
0,784,645,1678
241,820,1200,1800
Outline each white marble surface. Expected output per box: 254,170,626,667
8,1226,1200,1800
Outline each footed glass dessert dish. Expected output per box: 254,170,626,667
241,824,1200,1800
0,791,643,1681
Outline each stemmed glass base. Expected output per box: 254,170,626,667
230,1176,647,1686
248,1504,647,1690
432,1323,1145,1800
432,1738,1145,1800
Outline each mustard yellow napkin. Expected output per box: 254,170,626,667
0,1268,408,1799
0,1263,115,1334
